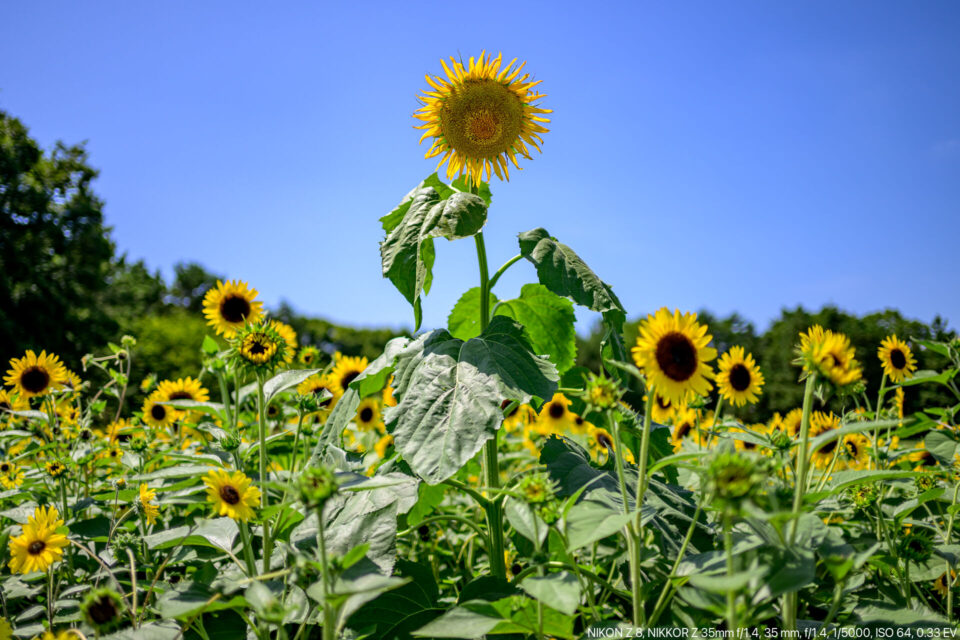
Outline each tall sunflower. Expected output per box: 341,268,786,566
797,326,861,387
415,51,551,187
878,335,917,383
7,506,69,574
632,308,717,405
234,322,288,374
203,469,261,521
809,411,841,469
716,346,765,407
329,353,368,396
4,350,68,399
202,280,263,337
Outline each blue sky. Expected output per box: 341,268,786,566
2,1,958,334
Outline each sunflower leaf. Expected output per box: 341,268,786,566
494,283,577,374
447,287,498,341
388,316,558,484
517,228,626,330
382,177,489,331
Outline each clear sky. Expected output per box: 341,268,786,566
2,1,958,335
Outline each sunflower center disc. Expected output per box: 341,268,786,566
169,392,192,400
656,333,698,382
548,402,565,419
21,367,50,394
890,349,907,369
441,80,523,158
657,396,671,410
89,598,118,624
220,295,251,323
151,405,167,420
595,432,613,449
220,485,241,505
341,371,360,389
360,407,374,423
28,540,46,555
465,109,502,145
729,364,752,392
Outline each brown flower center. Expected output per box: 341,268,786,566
548,402,565,420
88,595,119,624
655,333,698,382
219,295,251,323
728,364,752,392
151,405,167,421
890,348,907,370
28,540,46,555
340,371,360,389
359,407,374,423
168,391,193,400
220,485,241,505
20,367,50,394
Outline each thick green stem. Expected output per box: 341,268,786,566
216,369,234,431
256,376,273,573
783,373,817,630
488,253,523,291
873,373,887,468
238,522,258,577
317,512,336,640
724,514,737,631
474,229,507,580
610,410,643,627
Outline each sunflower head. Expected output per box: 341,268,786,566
142,392,177,429
632,308,717,405
234,322,288,374
138,484,159,525
796,326,862,387
329,353,368,396
7,506,68,575
298,346,321,367
717,346,765,407
536,393,572,436
4,350,68,399
585,374,620,410
203,468,261,521
707,448,767,508
415,51,551,188
202,280,263,337
46,460,67,478
156,377,210,404
354,397,383,433
269,320,299,364
878,335,918,383
81,587,126,633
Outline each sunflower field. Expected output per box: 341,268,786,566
3,51,960,640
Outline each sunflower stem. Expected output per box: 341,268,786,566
216,369,234,432
610,410,644,627
317,511,336,640
724,513,738,632
873,373,887,468
256,374,273,574
474,226,507,580
488,253,523,291
238,521,258,578
783,372,817,630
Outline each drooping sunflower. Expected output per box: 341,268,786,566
797,326,862,387
7,506,69,574
632,308,716,405
203,468,261,521
536,393,572,436
138,484,159,525
716,347,765,407
269,320,298,364
202,280,263,337
142,392,176,429
354,397,383,433
4,350,68,399
934,570,957,598
329,353,368,396
415,51,551,187
878,335,917,383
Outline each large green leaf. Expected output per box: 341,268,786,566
494,283,577,373
389,316,558,484
519,571,581,616
381,175,488,330
517,228,626,330
447,287,498,341
347,560,445,640
262,368,321,404
144,517,238,554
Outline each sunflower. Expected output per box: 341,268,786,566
631,308,717,405
99,419,132,444
235,323,288,373
7,506,69,574
80,587,126,634
354,397,383,433
809,412,841,469
382,377,398,408
570,413,592,437
587,425,622,464
46,461,66,478
836,433,870,471
780,408,804,439
296,373,338,418
716,347,765,407
0,389,28,417
203,469,261,521
0,617,11,640
156,377,210,404
536,393,572,436
269,320,298,364
4,350,68,399
670,407,702,452
415,51,551,187
910,447,939,472
298,346,321,367
934,570,957,598
0,461,24,489
329,353,368,396
138,484,159,525
797,326,862,387
648,393,677,424
62,369,83,393
502,401,537,434
878,335,917,383
202,280,263,337
374,434,394,459
731,425,762,453
142,392,176,429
